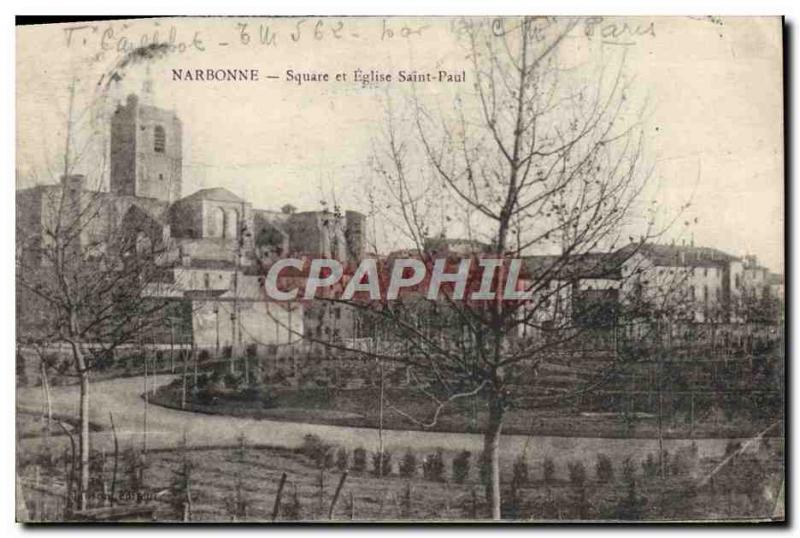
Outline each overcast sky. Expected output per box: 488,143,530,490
16,16,783,271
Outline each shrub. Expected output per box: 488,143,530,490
661,450,671,477
512,454,529,488
301,434,325,460
725,440,742,457
335,447,349,471
642,453,659,479
194,373,210,391
422,449,445,482
321,447,335,469
371,450,392,478
452,450,471,484
352,447,367,472
301,434,333,468
669,447,695,477
613,476,644,520
567,461,586,487
543,456,556,484
223,371,243,390
399,450,418,478
567,461,589,519
239,383,275,407
621,456,636,485
595,453,614,483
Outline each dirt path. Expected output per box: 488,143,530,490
17,374,737,474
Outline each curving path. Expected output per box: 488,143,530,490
18,374,741,473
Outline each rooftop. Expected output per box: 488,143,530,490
178,187,246,204
616,242,737,268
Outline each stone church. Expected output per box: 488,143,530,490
17,92,366,352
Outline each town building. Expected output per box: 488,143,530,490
16,93,366,352
522,242,782,332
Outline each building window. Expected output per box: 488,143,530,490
223,208,238,239
203,273,210,289
154,125,166,153
210,207,225,238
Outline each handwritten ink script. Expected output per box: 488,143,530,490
582,17,656,45
61,17,658,62
62,19,431,59
488,16,655,46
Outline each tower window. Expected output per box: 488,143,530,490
154,125,166,153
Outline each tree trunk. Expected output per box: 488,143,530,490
40,360,53,463
484,391,504,520
41,360,52,429
377,358,384,478
109,412,119,507
78,369,90,511
181,349,189,410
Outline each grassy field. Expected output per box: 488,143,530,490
17,415,784,522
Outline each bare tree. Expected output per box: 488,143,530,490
249,17,688,520
362,17,652,519
16,178,177,509
337,17,662,519
16,47,178,511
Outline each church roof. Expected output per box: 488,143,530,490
127,197,170,224
178,187,245,204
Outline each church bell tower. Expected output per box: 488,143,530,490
109,91,183,202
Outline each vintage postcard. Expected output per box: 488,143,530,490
15,16,784,523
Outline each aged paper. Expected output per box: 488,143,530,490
16,16,784,523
